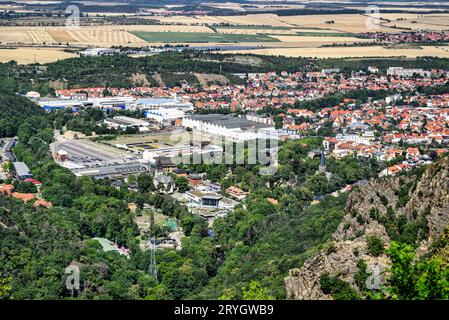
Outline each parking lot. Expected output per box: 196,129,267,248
54,139,138,168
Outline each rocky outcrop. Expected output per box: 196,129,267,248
403,156,449,241
285,157,449,300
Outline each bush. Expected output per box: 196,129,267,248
379,195,388,206
354,259,369,291
366,235,385,257
319,273,359,300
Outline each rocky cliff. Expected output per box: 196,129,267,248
285,156,449,300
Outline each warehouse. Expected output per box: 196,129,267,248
36,97,135,112
138,97,193,124
104,116,150,132
182,114,276,141
71,162,148,178
136,97,193,111
144,108,186,124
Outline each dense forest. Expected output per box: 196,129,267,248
0,92,45,137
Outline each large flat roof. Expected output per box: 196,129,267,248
184,114,274,130
13,162,31,177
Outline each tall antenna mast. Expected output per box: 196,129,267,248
148,236,158,283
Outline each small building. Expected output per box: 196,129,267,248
11,192,35,202
186,190,222,207
226,186,248,200
55,150,69,162
0,184,14,196
187,174,203,186
153,173,174,194
152,156,178,173
174,168,187,177
24,178,42,187
13,162,33,180
33,199,53,208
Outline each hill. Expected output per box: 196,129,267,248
285,157,449,300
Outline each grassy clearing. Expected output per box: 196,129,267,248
130,31,279,43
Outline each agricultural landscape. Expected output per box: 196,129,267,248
0,1,448,62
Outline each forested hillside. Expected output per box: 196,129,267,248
2,53,448,95
0,92,44,137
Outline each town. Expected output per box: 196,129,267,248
2,62,449,258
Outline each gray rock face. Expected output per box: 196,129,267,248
285,157,449,300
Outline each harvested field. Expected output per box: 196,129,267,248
270,35,374,45
221,45,449,58
0,47,76,64
275,14,399,33
155,13,294,27
0,25,213,46
131,31,279,43
383,14,449,31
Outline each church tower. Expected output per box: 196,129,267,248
319,150,326,172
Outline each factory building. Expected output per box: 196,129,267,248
104,116,150,132
182,114,276,141
136,97,193,111
137,97,193,124
80,48,119,57
37,97,135,112
71,162,148,178
144,108,186,124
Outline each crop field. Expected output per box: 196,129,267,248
0,25,213,46
269,35,374,45
0,47,76,64
154,13,294,27
1,10,448,63
222,45,449,58
130,31,279,43
383,14,449,31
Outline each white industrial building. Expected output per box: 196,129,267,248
104,116,150,132
137,97,193,110
182,114,276,141
137,97,193,124
36,97,135,112
80,48,119,57
144,108,186,124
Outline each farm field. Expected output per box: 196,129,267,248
130,31,280,43
154,13,294,27
0,25,213,47
383,14,449,31
269,35,374,44
0,47,76,64
222,45,449,58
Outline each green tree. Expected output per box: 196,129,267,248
366,235,385,257
242,281,275,300
0,276,12,300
